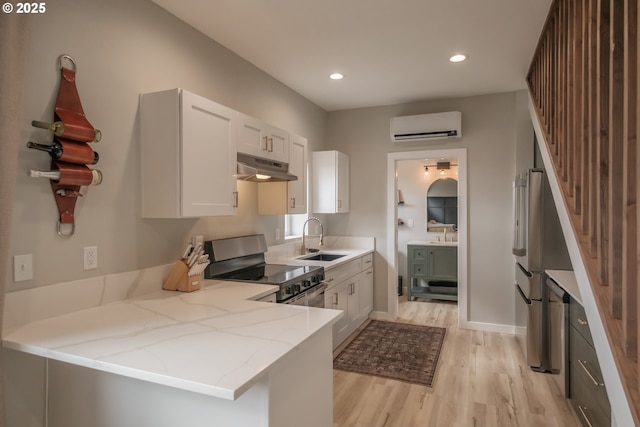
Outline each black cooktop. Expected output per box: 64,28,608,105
216,263,322,286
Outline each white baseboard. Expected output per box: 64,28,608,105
369,311,394,321
459,320,516,335
370,310,516,335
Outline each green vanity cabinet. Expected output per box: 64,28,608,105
407,243,458,301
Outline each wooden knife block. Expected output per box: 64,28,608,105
162,260,202,292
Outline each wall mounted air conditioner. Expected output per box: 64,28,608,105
390,111,462,142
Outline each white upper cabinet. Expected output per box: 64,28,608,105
312,150,349,213
257,134,307,215
140,88,238,218
238,113,289,163
287,134,307,214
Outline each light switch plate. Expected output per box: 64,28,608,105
14,254,33,282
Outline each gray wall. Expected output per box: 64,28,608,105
9,0,532,329
8,0,326,291
325,92,520,326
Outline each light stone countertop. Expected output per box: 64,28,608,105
2,279,342,401
264,236,375,271
407,240,458,247
546,269,582,304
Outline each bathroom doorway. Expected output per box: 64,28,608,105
386,149,468,326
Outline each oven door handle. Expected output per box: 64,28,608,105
285,283,327,305
307,282,327,299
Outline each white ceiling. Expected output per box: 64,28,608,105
150,0,552,112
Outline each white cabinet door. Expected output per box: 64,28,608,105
181,91,238,217
257,134,307,215
346,275,361,330
140,88,237,218
312,150,349,213
336,151,350,213
360,268,374,318
237,113,289,163
325,282,349,349
288,134,307,213
265,124,290,163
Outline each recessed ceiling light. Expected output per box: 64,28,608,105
449,54,467,63
329,73,344,80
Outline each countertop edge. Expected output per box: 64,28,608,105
546,269,582,304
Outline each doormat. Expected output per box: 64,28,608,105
333,320,446,387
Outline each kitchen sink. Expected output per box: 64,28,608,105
299,253,346,261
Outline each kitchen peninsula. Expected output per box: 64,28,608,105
3,268,342,427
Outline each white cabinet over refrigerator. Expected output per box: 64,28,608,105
140,88,238,218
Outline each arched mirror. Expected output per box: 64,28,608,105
426,178,458,230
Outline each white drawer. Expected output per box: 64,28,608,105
361,253,373,270
324,258,361,290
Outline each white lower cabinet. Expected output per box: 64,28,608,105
324,253,374,349
359,255,374,318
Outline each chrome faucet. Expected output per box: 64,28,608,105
301,217,324,254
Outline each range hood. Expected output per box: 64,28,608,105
236,152,298,182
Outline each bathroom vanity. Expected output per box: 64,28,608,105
407,241,458,301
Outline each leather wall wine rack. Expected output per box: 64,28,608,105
28,54,103,238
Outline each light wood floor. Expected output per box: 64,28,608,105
333,298,580,427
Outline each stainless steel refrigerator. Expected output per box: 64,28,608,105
512,168,571,371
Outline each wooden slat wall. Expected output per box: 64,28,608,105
527,0,640,422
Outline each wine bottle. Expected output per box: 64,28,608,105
31,120,102,143
27,141,99,165
30,165,102,186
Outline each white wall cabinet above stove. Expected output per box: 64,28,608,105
140,88,238,218
238,113,290,163
312,150,350,213
258,133,308,215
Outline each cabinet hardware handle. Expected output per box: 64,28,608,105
232,191,239,208
578,406,594,427
268,137,274,152
338,200,342,209
262,136,268,151
578,359,604,387
326,278,334,283
333,293,338,306
365,260,372,264
290,197,296,208
578,317,588,326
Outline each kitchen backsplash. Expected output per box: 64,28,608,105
3,263,174,332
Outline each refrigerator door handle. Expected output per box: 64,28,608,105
516,262,533,278
512,177,527,256
516,284,532,305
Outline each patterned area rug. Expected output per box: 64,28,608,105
333,320,446,387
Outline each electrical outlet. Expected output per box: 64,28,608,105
84,246,98,270
14,254,33,282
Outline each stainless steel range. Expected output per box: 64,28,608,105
203,234,326,307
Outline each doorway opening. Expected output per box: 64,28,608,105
386,149,468,326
